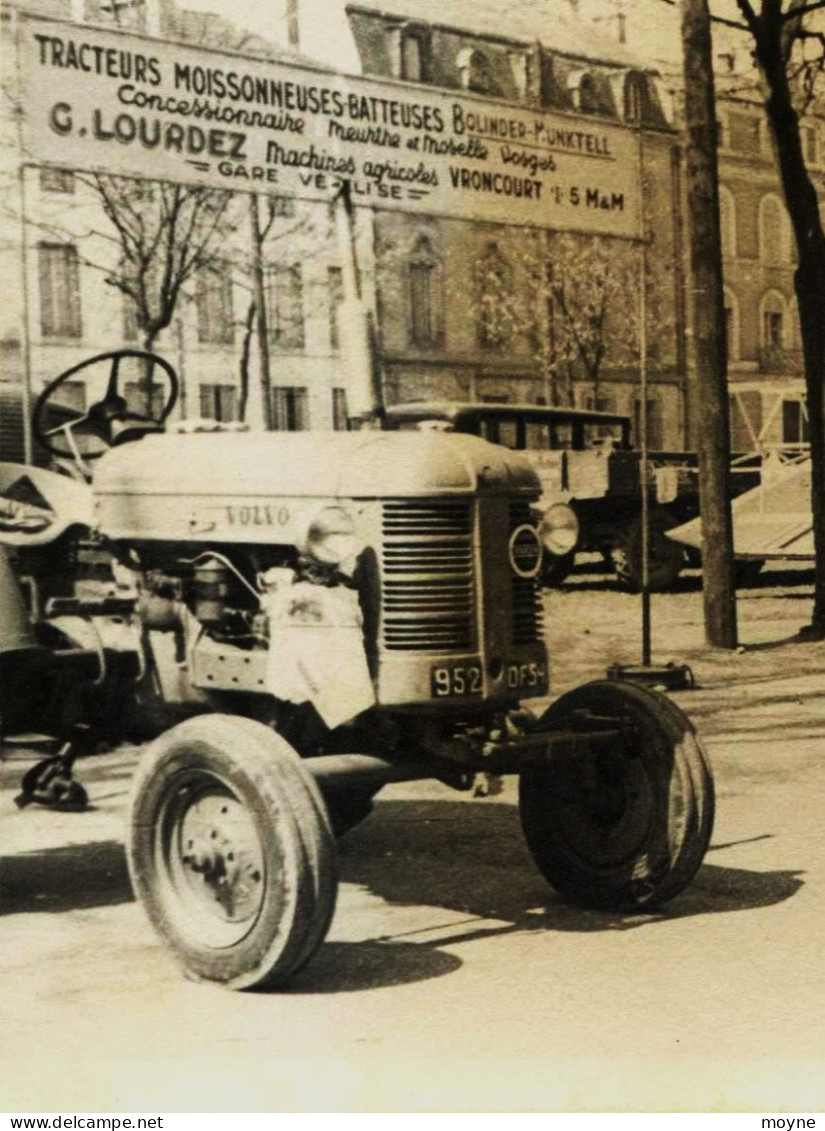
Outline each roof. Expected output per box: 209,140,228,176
170,5,316,65
347,0,652,70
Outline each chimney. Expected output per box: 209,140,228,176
286,0,299,47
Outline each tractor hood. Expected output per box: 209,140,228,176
93,429,540,544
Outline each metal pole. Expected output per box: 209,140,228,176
17,163,33,466
14,13,33,464
249,193,273,431
637,125,651,667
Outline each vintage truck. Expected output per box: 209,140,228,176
1,351,715,989
385,401,713,590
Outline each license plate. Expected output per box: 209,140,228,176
431,662,483,698
504,661,547,692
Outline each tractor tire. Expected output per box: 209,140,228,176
611,512,685,592
519,680,714,911
128,714,337,990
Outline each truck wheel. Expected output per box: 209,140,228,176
128,714,337,990
519,680,714,911
611,513,685,592
541,550,576,588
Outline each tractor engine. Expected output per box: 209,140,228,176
93,428,550,736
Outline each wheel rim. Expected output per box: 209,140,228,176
549,751,655,870
156,771,272,948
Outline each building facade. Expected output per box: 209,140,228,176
2,0,821,460
0,0,360,460
341,0,690,448
577,0,823,452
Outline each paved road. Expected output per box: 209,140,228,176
2,572,824,1113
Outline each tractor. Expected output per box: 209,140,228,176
0,351,714,989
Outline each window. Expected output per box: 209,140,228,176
578,391,616,413
332,387,349,431
525,421,552,450
270,195,296,219
728,112,761,154
719,185,736,260
401,33,423,81
572,72,599,114
479,416,517,447
458,48,496,95
196,263,234,345
624,73,647,122
328,266,343,350
124,380,169,418
38,243,81,339
759,195,789,264
272,386,308,431
50,380,86,413
86,0,145,30
476,243,515,350
762,301,785,348
266,265,305,350
763,309,784,347
199,384,238,422
40,168,75,194
633,396,664,449
407,236,442,348
782,400,809,445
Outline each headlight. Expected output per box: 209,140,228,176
303,506,360,567
539,503,579,557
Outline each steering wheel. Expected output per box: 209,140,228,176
33,350,179,460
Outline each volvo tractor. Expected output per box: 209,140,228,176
0,351,714,990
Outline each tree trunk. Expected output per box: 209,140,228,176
681,0,738,648
792,239,825,638
141,331,158,417
238,300,256,424
249,195,273,431
755,45,825,638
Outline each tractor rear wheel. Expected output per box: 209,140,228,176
519,680,714,911
128,714,337,989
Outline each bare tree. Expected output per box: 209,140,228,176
726,0,825,637
89,174,237,409
474,228,650,408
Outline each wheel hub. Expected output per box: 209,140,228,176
557,752,652,867
160,777,267,946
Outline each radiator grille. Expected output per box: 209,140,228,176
510,501,544,645
381,499,475,651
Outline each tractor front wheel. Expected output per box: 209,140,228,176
519,680,714,911
128,714,337,990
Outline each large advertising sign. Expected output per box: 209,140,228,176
17,14,641,238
